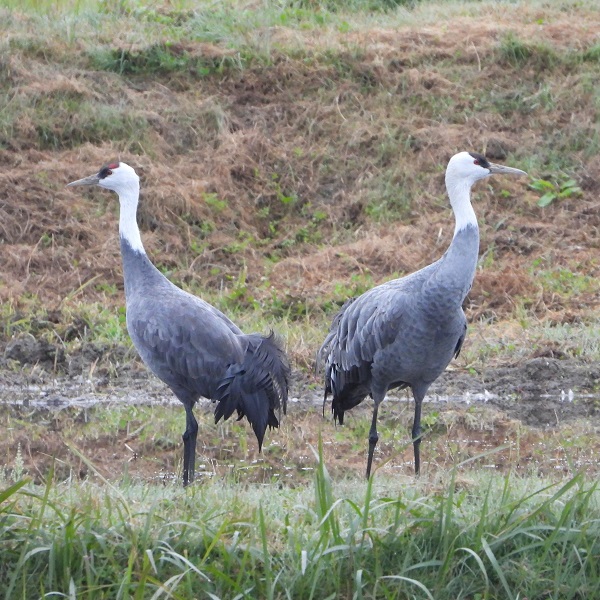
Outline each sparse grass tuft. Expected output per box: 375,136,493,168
498,33,560,71
581,44,600,62
89,43,244,78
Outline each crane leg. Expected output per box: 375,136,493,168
412,395,424,476
182,405,198,487
366,404,379,479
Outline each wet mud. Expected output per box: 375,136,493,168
2,355,600,424
431,356,600,427
2,350,600,484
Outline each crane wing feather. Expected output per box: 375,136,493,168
128,290,290,448
318,264,443,422
454,322,467,358
129,296,246,396
335,286,408,366
329,261,443,367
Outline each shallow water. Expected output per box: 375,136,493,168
2,371,600,484
1,378,597,410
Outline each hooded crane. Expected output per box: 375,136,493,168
68,162,290,486
318,151,526,478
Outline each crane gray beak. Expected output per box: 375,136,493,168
488,163,527,177
67,173,101,187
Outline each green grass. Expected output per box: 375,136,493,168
459,317,600,368
2,0,597,189
0,88,151,152
89,44,244,77
1,449,600,599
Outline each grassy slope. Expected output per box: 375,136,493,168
0,0,600,374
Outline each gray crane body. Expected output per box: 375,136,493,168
121,237,247,401
68,163,289,486
374,224,477,386
321,224,477,418
319,152,526,477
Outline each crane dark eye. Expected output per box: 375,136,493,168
473,159,480,165
98,165,114,179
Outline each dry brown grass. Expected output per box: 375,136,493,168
4,398,600,485
1,2,600,343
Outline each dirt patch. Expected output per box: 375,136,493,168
2,6,600,484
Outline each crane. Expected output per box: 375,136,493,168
68,162,290,486
318,151,526,478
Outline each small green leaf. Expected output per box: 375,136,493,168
537,192,556,207
529,179,554,192
558,188,580,199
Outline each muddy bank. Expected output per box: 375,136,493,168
2,352,600,484
2,349,600,427
431,356,600,426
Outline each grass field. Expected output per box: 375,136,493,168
2,0,600,597
3,447,600,599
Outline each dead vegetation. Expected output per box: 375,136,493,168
1,2,600,369
4,398,600,485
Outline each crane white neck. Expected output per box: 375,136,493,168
445,175,479,236
116,183,145,254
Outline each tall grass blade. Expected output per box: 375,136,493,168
0,478,29,504
311,435,341,544
458,547,490,597
65,443,132,519
159,542,211,582
258,503,273,600
481,535,514,600
377,575,435,600
456,443,510,469
149,572,186,599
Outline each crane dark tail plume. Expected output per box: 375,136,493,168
325,364,372,425
214,332,290,450
318,296,373,421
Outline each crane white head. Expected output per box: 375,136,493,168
67,162,140,194
68,161,144,253
446,151,527,185
445,151,526,234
